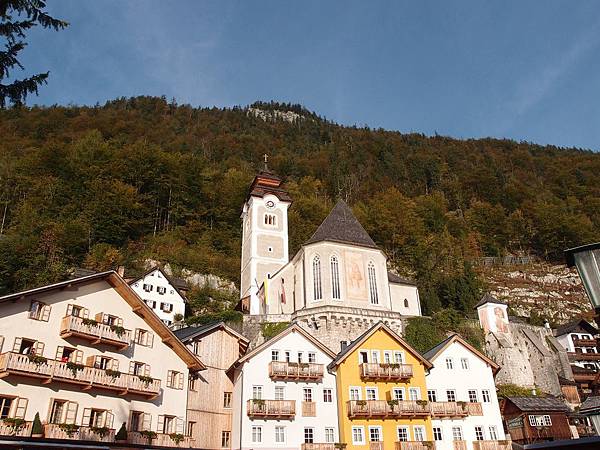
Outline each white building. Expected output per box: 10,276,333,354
129,266,187,327
229,323,339,450
555,319,600,372
0,271,203,447
423,334,508,450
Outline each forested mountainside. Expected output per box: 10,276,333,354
1,97,599,316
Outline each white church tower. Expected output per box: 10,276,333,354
240,156,291,314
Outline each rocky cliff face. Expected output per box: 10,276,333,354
477,262,590,323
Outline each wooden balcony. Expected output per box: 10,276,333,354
302,401,316,417
301,445,336,450
247,399,295,419
269,361,324,381
44,424,115,442
465,402,483,415
453,442,467,450
396,442,436,450
568,351,600,361
370,443,384,450
0,352,160,399
360,362,413,381
347,400,429,419
60,315,131,349
127,431,195,447
572,337,597,347
0,421,32,437
430,401,468,418
472,441,512,450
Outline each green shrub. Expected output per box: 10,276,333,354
115,422,127,440
32,413,43,435
261,322,290,340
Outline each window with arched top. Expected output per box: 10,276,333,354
331,256,341,300
313,256,322,301
368,262,379,305
264,213,277,226
404,298,409,308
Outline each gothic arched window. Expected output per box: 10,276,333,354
331,256,341,300
264,214,277,226
368,261,379,305
313,256,322,301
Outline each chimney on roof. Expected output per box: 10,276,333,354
117,266,125,277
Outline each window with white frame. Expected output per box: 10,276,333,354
271,350,279,361
446,390,456,402
433,427,443,441
371,350,380,363
298,351,304,363
252,426,262,443
157,286,166,295
369,426,382,442
221,431,230,447
313,256,322,300
468,390,478,403
413,426,426,441
331,256,341,300
409,387,420,400
366,387,378,400
474,426,485,441
392,388,404,401
445,357,454,369
275,426,285,443
427,390,437,402
252,386,262,400
223,392,232,408
394,351,404,363
275,386,285,401
452,426,463,441
143,284,153,292
352,426,365,445
303,388,313,402
325,428,335,443
383,351,392,363
461,357,469,369
323,389,333,403
304,427,314,444
308,352,316,363
367,262,379,305
528,415,552,427
482,389,491,403
489,426,498,440
349,387,361,400
397,426,409,441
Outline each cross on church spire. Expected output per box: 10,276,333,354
263,153,269,171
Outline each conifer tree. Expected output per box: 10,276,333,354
0,0,68,107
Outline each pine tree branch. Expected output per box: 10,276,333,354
0,72,48,107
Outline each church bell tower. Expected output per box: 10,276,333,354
240,156,291,314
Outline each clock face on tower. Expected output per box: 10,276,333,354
266,200,275,209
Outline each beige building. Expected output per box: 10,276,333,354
174,322,249,449
0,270,204,447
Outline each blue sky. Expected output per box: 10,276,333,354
15,1,600,150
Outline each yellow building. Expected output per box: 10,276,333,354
328,322,434,450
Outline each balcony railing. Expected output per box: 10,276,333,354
430,402,468,418
568,351,600,361
127,432,195,447
396,442,436,450
301,445,336,450
269,361,324,381
472,441,512,450
44,424,115,442
465,402,483,415
302,401,316,417
0,352,160,398
0,421,32,437
360,362,413,380
370,443,384,450
347,400,429,419
453,442,467,450
247,399,295,419
60,315,131,349
572,337,597,347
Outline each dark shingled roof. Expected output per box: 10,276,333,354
554,319,598,337
423,334,454,360
305,200,378,249
387,272,417,286
580,396,600,413
173,321,249,346
507,397,569,412
474,293,507,309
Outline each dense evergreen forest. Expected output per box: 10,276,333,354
1,97,599,315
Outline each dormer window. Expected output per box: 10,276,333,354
264,214,277,226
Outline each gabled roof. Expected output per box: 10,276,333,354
0,271,205,371
387,272,417,286
505,396,569,413
554,318,598,337
423,333,500,375
305,200,378,249
174,321,249,354
580,396,600,414
247,170,292,203
474,293,507,309
128,265,188,301
232,323,336,368
327,321,433,370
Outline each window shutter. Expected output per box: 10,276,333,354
66,304,73,316
95,312,103,322
167,371,174,388
147,333,154,348
55,346,64,360
177,372,184,390
13,398,28,419
144,364,150,377
111,359,119,371
75,350,83,364
176,417,184,434
129,361,135,375
65,402,78,424
105,411,114,429
134,329,140,344
157,415,165,434
82,308,89,319
41,304,51,321
86,356,96,367
117,317,123,327
34,341,44,356
81,408,92,426
142,413,152,431
12,337,22,352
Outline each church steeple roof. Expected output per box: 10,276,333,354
305,200,378,249
246,156,291,202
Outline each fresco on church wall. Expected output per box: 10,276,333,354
345,251,367,300
478,305,510,334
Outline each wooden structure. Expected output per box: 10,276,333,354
359,362,413,380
